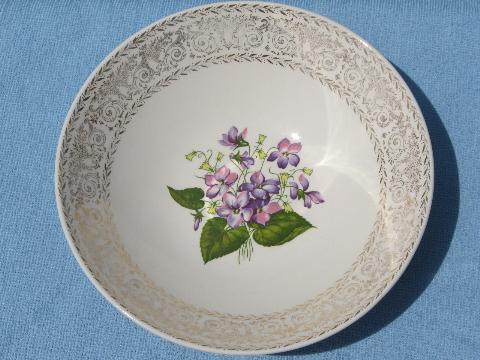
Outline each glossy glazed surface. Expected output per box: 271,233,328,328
55,2,433,354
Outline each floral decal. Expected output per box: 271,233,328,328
167,127,325,263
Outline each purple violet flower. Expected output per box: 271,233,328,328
230,150,255,169
267,138,302,169
290,174,325,208
219,126,248,148
204,165,238,199
193,216,202,231
216,191,253,228
239,171,280,199
239,151,254,169
247,198,282,226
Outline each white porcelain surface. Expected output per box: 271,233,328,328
56,2,433,354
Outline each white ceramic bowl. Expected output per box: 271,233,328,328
56,2,433,354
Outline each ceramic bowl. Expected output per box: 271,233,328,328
56,2,433,354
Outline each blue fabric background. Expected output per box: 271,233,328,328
0,1,478,359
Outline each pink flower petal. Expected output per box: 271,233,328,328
227,213,243,228
219,134,234,146
253,212,270,226
278,138,290,152
299,173,309,190
263,202,282,214
205,174,217,186
227,127,238,143
289,181,298,199
308,191,325,204
216,206,232,217
224,172,238,185
215,165,230,181
223,192,238,208
206,185,220,198
288,142,302,153
242,208,253,221
304,195,312,208
218,184,229,197
240,128,248,140
250,171,265,186
237,191,250,208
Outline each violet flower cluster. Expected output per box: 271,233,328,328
185,126,324,231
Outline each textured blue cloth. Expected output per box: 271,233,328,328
0,1,479,359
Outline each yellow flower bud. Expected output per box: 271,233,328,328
185,151,197,161
278,172,290,187
303,167,313,176
257,149,267,160
257,134,267,144
207,205,217,215
199,162,214,172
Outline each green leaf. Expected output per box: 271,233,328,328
200,218,249,263
167,186,204,210
252,211,314,246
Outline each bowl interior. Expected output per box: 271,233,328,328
57,2,432,354
110,62,379,313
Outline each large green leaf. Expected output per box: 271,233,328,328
252,211,314,246
167,186,204,210
200,218,249,263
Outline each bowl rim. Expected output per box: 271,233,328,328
55,1,434,355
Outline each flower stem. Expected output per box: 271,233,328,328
230,158,244,173
229,159,245,195
260,147,276,171
206,149,213,161
290,168,303,176
196,151,207,160
251,143,261,157
238,223,255,263
240,168,250,187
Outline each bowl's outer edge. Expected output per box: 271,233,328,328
54,1,434,355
